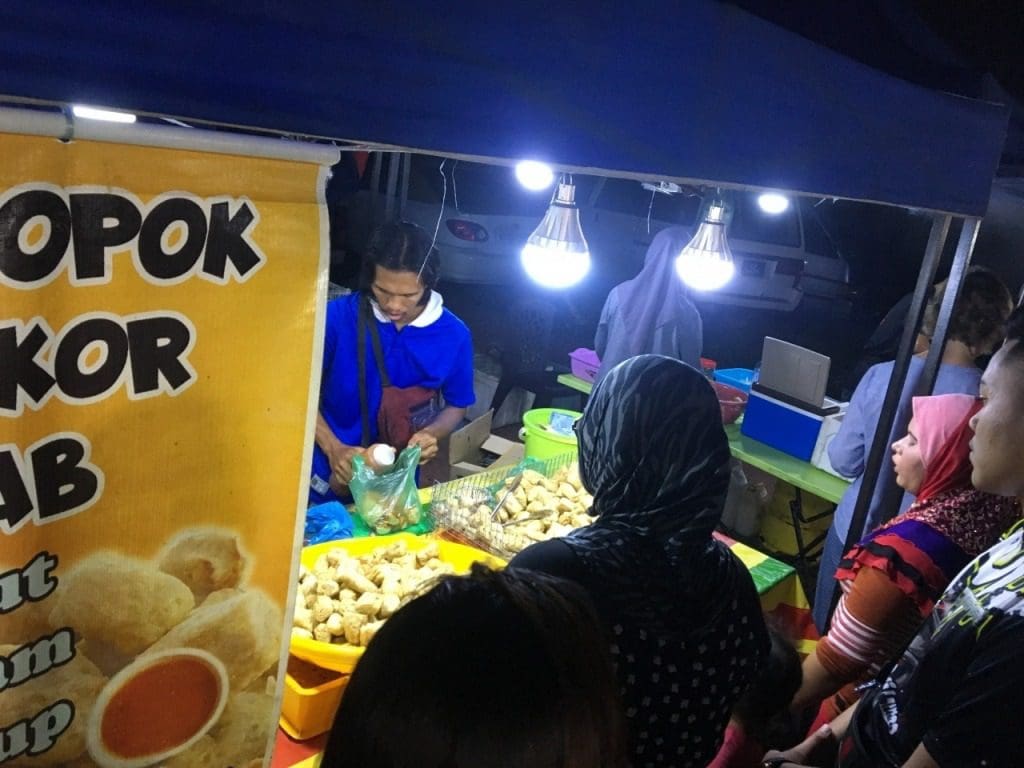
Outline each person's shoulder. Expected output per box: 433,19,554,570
327,291,360,319
850,360,893,395
436,307,472,339
510,538,582,579
934,362,981,392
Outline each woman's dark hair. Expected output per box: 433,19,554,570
921,267,1013,355
359,221,441,305
322,564,627,768
998,301,1024,372
731,626,801,742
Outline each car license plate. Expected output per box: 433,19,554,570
741,260,766,277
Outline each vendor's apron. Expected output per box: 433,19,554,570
358,295,440,449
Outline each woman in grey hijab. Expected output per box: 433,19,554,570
512,355,768,767
594,227,703,383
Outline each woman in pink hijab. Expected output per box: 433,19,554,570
792,393,1020,726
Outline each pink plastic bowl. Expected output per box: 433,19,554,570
712,381,748,424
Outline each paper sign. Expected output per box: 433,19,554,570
0,132,327,767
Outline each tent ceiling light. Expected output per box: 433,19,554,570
521,179,591,288
757,192,790,214
72,105,137,124
515,160,554,191
675,201,735,291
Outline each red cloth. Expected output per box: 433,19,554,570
915,401,981,503
706,722,766,768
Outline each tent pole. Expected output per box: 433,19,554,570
368,152,383,227
383,152,400,222
399,152,411,220
841,217,981,609
0,106,339,165
825,213,952,625
918,218,981,393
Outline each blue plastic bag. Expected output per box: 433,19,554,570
304,501,355,545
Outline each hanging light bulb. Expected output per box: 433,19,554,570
675,200,735,291
521,178,591,288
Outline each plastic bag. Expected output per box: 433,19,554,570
304,501,355,545
350,445,424,535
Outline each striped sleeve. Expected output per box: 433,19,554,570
817,566,923,682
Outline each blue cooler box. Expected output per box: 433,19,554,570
741,384,833,461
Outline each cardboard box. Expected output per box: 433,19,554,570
448,410,525,478
811,408,852,479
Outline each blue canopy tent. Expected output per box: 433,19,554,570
0,0,1012,621
0,0,1008,214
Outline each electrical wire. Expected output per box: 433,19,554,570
451,159,460,212
422,157,448,279
646,187,656,234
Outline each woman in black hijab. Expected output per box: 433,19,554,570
512,355,769,768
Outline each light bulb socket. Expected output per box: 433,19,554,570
525,181,589,254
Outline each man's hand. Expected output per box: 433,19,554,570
327,443,365,486
408,430,439,463
762,724,836,768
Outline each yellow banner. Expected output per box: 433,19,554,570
0,132,326,767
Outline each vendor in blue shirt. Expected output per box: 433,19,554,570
310,222,474,504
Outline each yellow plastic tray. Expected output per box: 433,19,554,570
279,655,349,741
289,533,505,672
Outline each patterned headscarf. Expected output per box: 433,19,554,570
565,355,739,631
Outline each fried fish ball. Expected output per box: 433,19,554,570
557,482,578,500
146,590,281,690
355,592,383,617
546,522,574,539
504,496,524,516
326,548,352,567
359,620,385,646
0,587,53,645
204,588,243,607
157,528,247,601
521,469,546,486
0,644,106,766
379,577,403,598
48,552,194,656
342,612,368,645
209,692,275,767
294,604,314,632
415,542,441,564
527,486,548,504
316,577,340,597
337,567,377,595
379,593,401,618
299,574,318,595
312,594,334,623
325,612,345,636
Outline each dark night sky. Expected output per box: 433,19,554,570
911,1,1024,102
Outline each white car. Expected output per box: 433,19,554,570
345,154,851,312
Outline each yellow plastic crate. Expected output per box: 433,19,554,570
279,655,349,741
289,533,505,673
